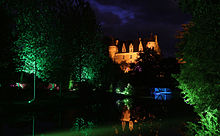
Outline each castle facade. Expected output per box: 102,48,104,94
109,34,161,65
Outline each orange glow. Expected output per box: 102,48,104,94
121,106,134,131
113,126,119,135
109,35,161,72
129,121,134,131
121,108,130,122
177,58,186,64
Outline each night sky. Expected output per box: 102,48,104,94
87,0,191,57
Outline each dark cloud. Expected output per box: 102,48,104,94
88,0,191,57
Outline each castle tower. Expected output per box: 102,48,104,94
108,40,118,61
154,34,161,54
146,34,161,55
155,35,158,45
116,39,119,45
129,43,133,52
138,37,143,52
122,43,126,52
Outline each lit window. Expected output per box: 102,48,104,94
123,55,125,59
130,55,132,59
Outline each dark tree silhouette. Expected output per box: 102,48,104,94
134,47,161,86
0,4,15,87
53,0,108,89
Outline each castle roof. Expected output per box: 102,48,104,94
114,36,157,53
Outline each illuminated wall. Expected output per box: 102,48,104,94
109,46,118,60
109,35,160,72
114,52,139,64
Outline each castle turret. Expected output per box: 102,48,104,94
138,38,143,52
129,43,133,52
154,34,161,54
116,39,119,45
108,40,118,61
146,34,161,55
155,35,158,45
122,43,126,52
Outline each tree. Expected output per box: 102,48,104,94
176,0,220,135
135,47,161,85
0,4,15,87
13,1,54,81
12,0,58,102
54,0,108,89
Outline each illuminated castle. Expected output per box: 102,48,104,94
109,34,161,67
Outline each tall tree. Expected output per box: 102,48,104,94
54,0,108,88
135,47,161,85
176,0,220,135
14,2,53,81
0,4,15,87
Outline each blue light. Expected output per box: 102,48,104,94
151,88,172,100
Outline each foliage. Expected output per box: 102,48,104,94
71,117,95,136
116,83,133,96
123,98,133,110
124,83,133,95
13,2,55,81
0,5,16,85
176,0,220,135
55,0,108,87
11,0,108,89
177,0,220,113
116,98,133,110
186,108,220,136
100,58,123,90
135,47,161,81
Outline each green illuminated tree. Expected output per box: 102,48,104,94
14,10,47,81
55,0,108,88
176,0,220,135
13,1,56,82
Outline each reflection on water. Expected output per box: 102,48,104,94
0,96,191,136
121,105,133,131
151,88,172,100
71,117,95,136
116,98,133,110
32,114,35,136
116,98,161,136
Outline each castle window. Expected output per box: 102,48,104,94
123,55,125,59
130,55,132,59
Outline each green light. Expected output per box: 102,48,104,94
14,7,52,81
115,83,133,96
71,118,95,136
73,67,95,82
68,80,74,90
175,0,220,135
123,98,132,109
